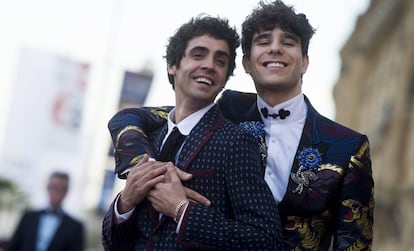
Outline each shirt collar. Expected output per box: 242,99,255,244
167,103,215,135
45,206,64,216
257,93,307,125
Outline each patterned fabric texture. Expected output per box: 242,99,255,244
108,106,173,178
103,105,283,250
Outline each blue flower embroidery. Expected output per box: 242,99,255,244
297,147,323,171
291,147,322,194
239,121,266,167
239,121,265,139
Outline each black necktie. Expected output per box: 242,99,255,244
260,107,290,119
158,127,186,163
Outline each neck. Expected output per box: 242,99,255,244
256,86,301,107
174,100,213,124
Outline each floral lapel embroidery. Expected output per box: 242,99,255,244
291,146,322,194
239,121,267,167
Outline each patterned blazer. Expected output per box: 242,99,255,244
218,90,374,251
7,209,85,251
106,90,374,251
102,104,283,251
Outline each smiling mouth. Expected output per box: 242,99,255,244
263,61,286,68
194,77,213,86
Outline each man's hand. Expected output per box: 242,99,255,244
176,169,211,207
118,154,210,215
118,154,167,213
148,163,187,217
148,164,211,218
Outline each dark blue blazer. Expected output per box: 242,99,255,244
7,209,84,251
103,105,283,251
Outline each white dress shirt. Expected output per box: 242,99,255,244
257,93,307,204
36,208,62,251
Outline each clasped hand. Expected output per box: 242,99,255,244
118,154,210,217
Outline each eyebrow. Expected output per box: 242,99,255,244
189,46,208,54
215,50,230,60
253,30,300,42
189,46,230,60
282,32,300,42
253,32,271,42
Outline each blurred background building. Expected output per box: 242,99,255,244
334,0,414,250
0,0,412,250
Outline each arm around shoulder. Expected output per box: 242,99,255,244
108,106,172,178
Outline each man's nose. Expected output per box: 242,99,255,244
201,56,215,69
269,41,283,54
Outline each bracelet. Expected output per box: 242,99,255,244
173,200,189,223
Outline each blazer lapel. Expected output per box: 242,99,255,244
279,96,329,212
245,101,262,122
147,126,168,227
241,102,267,172
154,105,224,228
219,91,268,176
29,211,42,248
177,105,223,171
154,125,168,158
219,90,332,212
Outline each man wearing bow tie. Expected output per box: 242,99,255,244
107,1,374,250
7,171,84,251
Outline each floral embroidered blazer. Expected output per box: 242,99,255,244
107,90,374,251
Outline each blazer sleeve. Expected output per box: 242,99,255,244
334,135,374,250
108,106,172,178
102,195,140,251
176,133,283,250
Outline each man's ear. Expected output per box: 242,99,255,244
167,64,176,75
242,55,251,74
301,55,309,75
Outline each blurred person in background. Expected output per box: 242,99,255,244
7,171,85,251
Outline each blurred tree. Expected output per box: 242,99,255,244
0,178,29,241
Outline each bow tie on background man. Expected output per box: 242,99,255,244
260,107,291,119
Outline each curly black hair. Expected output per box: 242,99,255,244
242,0,315,57
165,15,240,86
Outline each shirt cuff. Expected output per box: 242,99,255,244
114,193,135,224
120,157,156,176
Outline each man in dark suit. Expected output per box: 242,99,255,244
7,171,84,251
104,1,375,250
102,16,282,251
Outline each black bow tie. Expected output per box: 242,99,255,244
260,107,290,119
